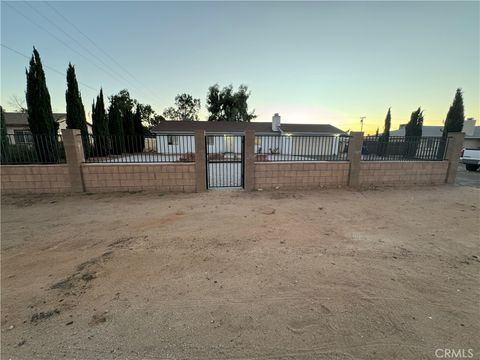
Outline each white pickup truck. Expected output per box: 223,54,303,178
461,148,480,171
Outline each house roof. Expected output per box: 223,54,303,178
4,112,66,126
151,121,346,135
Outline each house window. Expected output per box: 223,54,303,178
167,135,177,145
206,136,215,145
13,130,33,144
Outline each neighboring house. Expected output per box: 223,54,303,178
151,113,347,156
390,118,480,149
4,112,92,144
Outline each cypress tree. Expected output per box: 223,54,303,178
437,89,465,159
378,107,391,156
383,108,391,139
405,107,423,137
405,107,423,158
95,89,108,135
443,88,465,137
108,100,124,154
92,89,109,137
25,47,57,162
92,89,110,155
65,63,88,137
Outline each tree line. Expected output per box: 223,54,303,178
373,89,465,157
140,84,257,124
376,88,465,141
5,47,257,158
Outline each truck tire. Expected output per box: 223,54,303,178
465,164,479,172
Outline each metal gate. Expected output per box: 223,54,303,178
205,134,244,188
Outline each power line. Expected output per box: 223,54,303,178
5,2,129,91
24,1,146,95
43,1,162,104
1,43,98,92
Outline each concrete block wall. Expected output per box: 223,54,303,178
0,130,462,194
255,162,349,190
81,163,196,193
1,165,71,194
359,161,448,186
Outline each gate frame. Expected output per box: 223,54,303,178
205,133,245,189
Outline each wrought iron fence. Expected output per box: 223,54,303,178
254,135,350,161
83,134,195,163
1,133,66,164
362,136,449,161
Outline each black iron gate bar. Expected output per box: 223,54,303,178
254,134,350,161
205,134,245,189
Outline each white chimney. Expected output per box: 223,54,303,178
463,118,476,136
272,113,281,132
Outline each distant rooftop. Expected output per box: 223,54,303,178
390,119,480,139
4,112,66,126
151,121,346,135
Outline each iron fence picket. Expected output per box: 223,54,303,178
254,135,350,162
1,133,66,164
362,136,449,161
83,134,195,163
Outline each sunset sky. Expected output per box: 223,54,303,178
1,1,479,134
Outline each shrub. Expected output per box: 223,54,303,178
208,153,224,161
178,152,195,162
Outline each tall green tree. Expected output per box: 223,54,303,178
65,63,88,137
92,89,108,136
137,103,157,127
110,89,135,116
109,90,137,152
382,108,391,139
25,47,58,162
206,84,256,122
108,100,124,154
163,93,200,121
25,48,56,135
405,107,424,158
377,107,391,156
442,88,465,137
92,89,110,155
405,107,423,137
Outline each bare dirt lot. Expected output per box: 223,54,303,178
1,186,479,360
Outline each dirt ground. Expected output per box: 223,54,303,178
1,186,479,360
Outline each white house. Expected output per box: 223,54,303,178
151,114,346,158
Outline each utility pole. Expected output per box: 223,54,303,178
360,116,366,132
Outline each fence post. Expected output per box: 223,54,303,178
347,132,364,188
194,129,207,192
445,132,465,184
244,130,255,191
62,129,85,193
